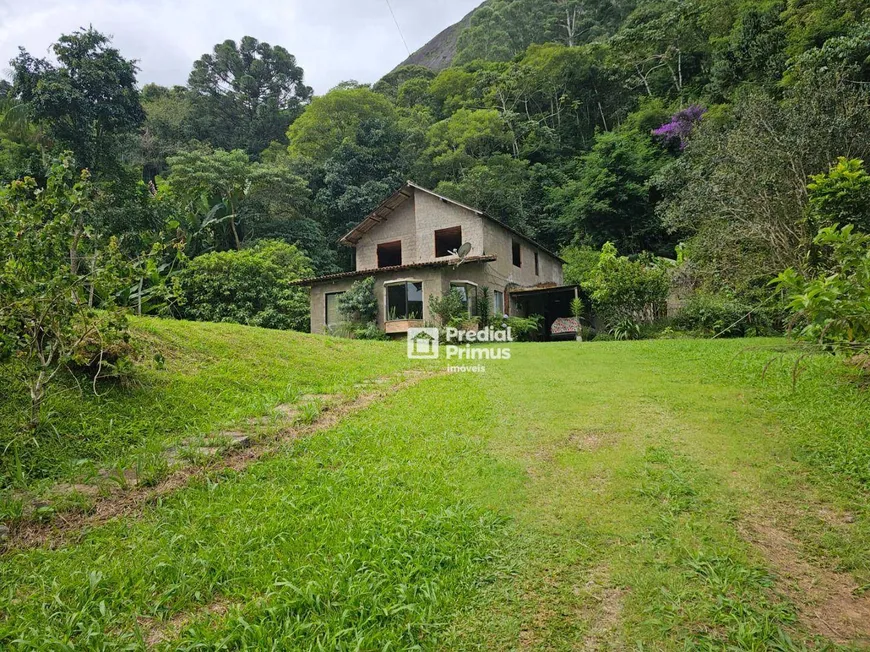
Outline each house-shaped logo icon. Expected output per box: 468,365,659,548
407,328,440,359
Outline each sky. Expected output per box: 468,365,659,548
0,0,482,93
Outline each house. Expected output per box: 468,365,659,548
297,182,579,337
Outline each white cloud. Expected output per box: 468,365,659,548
0,0,481,93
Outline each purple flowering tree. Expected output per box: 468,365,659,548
652,105,706,150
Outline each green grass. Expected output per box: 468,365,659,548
0,317,425,490
2,329,870,649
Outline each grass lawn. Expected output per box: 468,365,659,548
0,318,428,491
1,325,870,649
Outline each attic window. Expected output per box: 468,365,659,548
377,241,402,268
512,240,522,268
435,226,462,258
534,251,540,276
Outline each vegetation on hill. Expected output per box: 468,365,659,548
2,3,869,316
0,317,418,490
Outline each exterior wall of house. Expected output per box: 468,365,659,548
480,220,564,288
309,186,567,335
308,262,509,335
354,196,418,271
309,278,357,335
349,187,562,286
412,190,487,262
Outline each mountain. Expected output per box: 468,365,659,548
395,5,481,72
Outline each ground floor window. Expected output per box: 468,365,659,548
450,282,478,316
386,282,423,320
494,290,505,317
325,292,345,328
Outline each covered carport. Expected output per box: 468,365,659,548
508,285,589,341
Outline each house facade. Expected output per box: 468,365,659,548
298,182,573,336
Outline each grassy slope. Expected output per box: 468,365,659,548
1,333,869,649
0,317,422,489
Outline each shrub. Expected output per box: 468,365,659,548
507,314,543,342
674,294,759,337
807,158,870,233
611,317,641,341
775,224,870,352
561,244,600,286
338,277,378,325
178,240,312,331
582,243,669,328
430,289,468,327
353,322,389,341
0,157,132,432
476,287,492,327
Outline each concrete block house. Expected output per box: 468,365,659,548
298,182,579,338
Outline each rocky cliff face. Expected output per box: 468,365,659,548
394,5,480,73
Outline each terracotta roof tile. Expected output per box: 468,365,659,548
293,255,497,286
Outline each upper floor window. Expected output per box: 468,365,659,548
435,226,462,258
377,241,402,268
512,240,522,268
534,251,540,276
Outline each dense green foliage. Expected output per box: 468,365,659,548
177,240,311,331
187,37,312,156
338,277,379,327
0,157,132,433
582,243,670,328
3,1,870,345
10,28,144,175
673,293,776,337
776,225,870,352
429,289,468,327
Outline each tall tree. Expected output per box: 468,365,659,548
10,28,145,174
138,84,195,180
286,87,397,164
188,36,312,156
165,147,309,252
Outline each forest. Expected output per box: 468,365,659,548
3,0,870,366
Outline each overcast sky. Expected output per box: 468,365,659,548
0,0,481,93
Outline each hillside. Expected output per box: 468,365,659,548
3,336,870,647
0,318,423,491
395,4,480,72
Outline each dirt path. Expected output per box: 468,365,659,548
3,370,437,552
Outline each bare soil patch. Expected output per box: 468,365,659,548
741,516,870,646
567,429,613,452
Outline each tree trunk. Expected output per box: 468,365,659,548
29,371,46,432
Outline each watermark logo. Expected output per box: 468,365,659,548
406,326,512,372
407,328,440,359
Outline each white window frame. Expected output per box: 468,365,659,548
493,290,505,318
450,281,479,317
325,291,345,329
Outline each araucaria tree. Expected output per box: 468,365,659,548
188,36,313,155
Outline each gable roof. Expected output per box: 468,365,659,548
338,181,565,263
